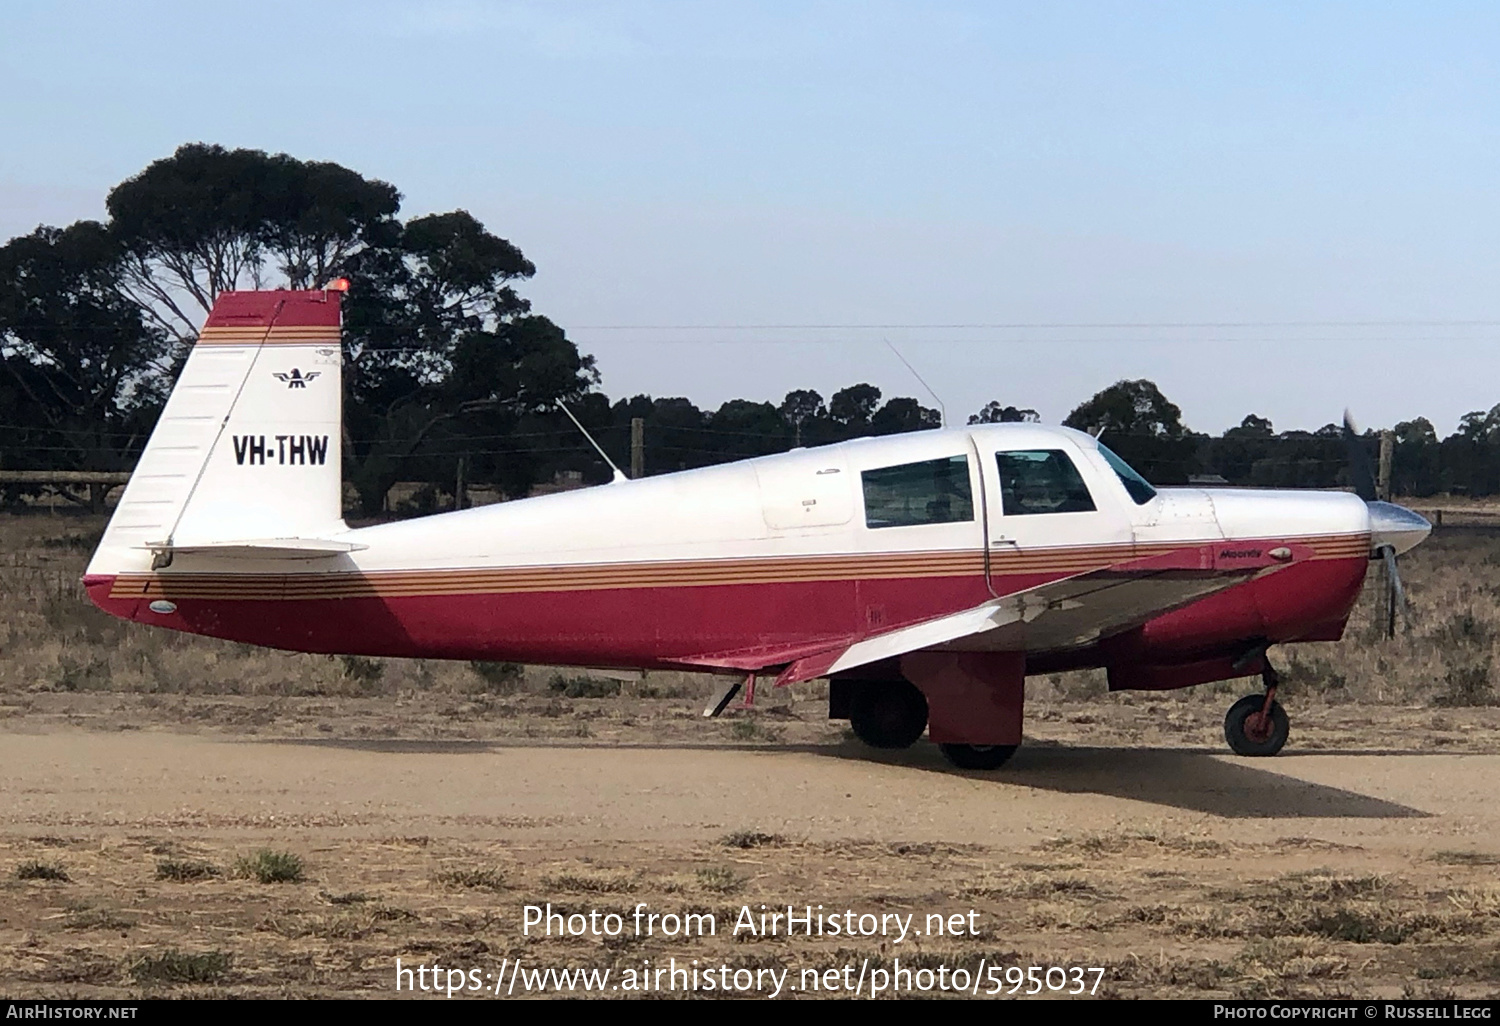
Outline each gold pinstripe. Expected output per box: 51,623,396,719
195,326,341,346
106,533,1370,602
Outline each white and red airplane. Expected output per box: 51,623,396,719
85,288,1431,769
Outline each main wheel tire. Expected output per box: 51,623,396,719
849,680,929,749
939,743,1018,770
1224,694,1290,756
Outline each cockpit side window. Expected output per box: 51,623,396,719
995,450,1097,516
1096,443,1158,504
861,455,975,528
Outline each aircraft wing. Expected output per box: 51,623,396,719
679,542,1309,686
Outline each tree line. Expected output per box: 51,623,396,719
0,144,1491,513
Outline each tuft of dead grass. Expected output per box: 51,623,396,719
129,949,231,985
16,860,69,881
436,868,506,891
721,830,786,849
63,907,137,931
539,870,635,893
695,866,745,894
233,849,304,884
156,858,219,882
1433,850,1500,867
1039,830,1228,857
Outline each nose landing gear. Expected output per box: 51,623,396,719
1224,661,1290,756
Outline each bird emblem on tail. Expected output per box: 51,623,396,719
273,369,320,388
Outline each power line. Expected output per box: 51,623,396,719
567,319,1500,330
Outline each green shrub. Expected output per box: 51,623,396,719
469,661,525,692
1435,659,1494,707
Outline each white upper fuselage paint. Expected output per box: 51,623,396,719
96,423,1377,580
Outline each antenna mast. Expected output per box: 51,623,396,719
884,341,947,427
558,402,628,484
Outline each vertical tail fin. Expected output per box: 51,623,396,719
87,289,345,575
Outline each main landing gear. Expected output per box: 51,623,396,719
849,680,929,750
842,678,1021,770
1224,659,1290,757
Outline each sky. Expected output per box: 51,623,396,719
3,1,1500,435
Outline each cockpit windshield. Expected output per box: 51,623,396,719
1097,443,1157,504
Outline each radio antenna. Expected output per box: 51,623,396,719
558,401,628,483
885,340,947,427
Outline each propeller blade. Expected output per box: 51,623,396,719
1380,544,1412,630
1343,411,1378,502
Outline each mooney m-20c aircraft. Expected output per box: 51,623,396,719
85,288,1432,769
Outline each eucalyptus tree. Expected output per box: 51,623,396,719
105,143,400,346
0,221,169,505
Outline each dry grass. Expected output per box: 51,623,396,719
16,860,70,882
436,868,506,891
233,850,304,884
721,830,788,849
129,949,231,986
155,858,220,882
2,831,1497,999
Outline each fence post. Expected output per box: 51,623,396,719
630,418,645,480
1377,430,1394,502
1377,430,1396,639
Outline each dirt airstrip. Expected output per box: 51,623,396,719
2,695,1499,1000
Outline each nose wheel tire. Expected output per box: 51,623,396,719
1224,694,1290,756
939,743,1018,770
849,680,929,749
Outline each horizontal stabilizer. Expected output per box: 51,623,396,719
139,538,367,561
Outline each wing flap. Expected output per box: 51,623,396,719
772,599,1025,687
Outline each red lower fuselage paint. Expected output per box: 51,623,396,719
83,544,1369,686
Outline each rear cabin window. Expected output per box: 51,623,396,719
996,450,1097,516
861,455,974,528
